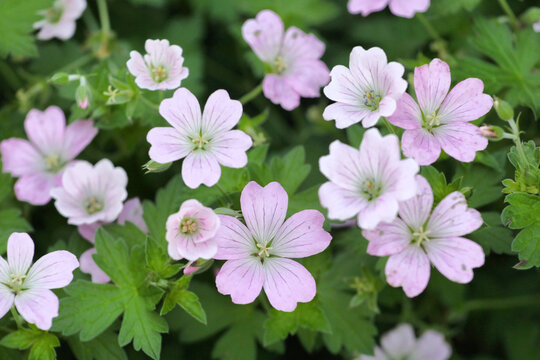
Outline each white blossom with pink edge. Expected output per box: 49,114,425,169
348,0,430,18
166,199,220,261
147,88,252,189
358,323,451,360
0,233,78,330
363,175,485,297
34,0,87,40
323,46,407,129
127,39,189,91
50,159,128,225
0,106,97,206
214,181,332,312
242,10,330,110
319,128,419,230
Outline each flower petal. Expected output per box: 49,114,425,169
14,288,59,330
323,65,364,105
159,88,202,137
424,237,484,283
286,59,329,98
24,106,66,154
202,90,243,137
79,248,110,283
347,0,388,16
388,0,430,18
381,323,416,357
385,245,430,297
7,233,34,276
414,59,451,116
401,128,441,166
411,330,452,360
215,258,264,305
181,151,221,189
318,182,366,221
213,215,258,260
271,210,332,258
25,250,79,289
357,194,399,230
434,122,488,163
437,78,493,124
323,102,371,129
14,173,56,206
173,237,217,261
147,127,192,163
282,26,325,60
398,175,433,230
262,258,316,312
387,92,423,130
242,10,284,63
240,181,288,245
63,120,98,160
319,140,363,190
117,198,148,233
363,218,411,256
263,74,301,111
359,129,401,177
0,138,43,177
427,191,483,237
0,284,15,319
211,130,252,168
77,222,102,243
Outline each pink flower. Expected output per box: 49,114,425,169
319,128,419,230
242,10,330,110
166,199,220,261
33,0,86,40
534,20,540,32
0,233,78,330
127,39,189,91
214,181,332,312
387,59,493,165
348,0,430,18
50,159,128,225
0,106,97,205
323,46,407,128
147,88,252,189
359,323,451,360
363,175,484,297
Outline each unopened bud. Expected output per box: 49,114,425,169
460,186,473,198
214,208,241,217
50,72,70,84
493,97,514,121
75,84,91,109
478,125,504,141
78,96,89,109
143,160,171,173
184,259,214,275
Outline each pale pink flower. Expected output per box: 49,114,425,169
50,159,128,225
34,0,86,40
214,181,332,312
388,59,493,165
242,10,330,110
147,88,252,189
534,20,540,32
166,199,220,261
363,175,484,297
348,0,430,18
0,106,97,205
319,128,419,230
78,198,148,283
323,46,407,128
127,39,189,91
0,233,78,330
358,323,451,360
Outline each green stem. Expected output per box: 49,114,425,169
497,0,519,30
215,183,233,206
382,117,396,135
82,6,99,32
240,84,263,105
10,307,23,328
416,13,442,42
461,294,540,312
96,0,111,35
140,95,159,110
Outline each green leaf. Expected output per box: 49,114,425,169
161,276,207,325
67,330,128,360
1,329,60,360
454,165,503,208
0,208,33,254
421,166,461,205
269,146,311,194
145,236,181,279
469,212,513,255
0,0,53,58
429,0,481,15
511,222,540,269
346,125,366,148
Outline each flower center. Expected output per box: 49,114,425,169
44,3,64,24
180,218,198,235
360,179,382,201
44,154,65,173
256,242,273,258
423,111,441,130
191,135,209,151
411,226,431,247
362,91,382,111
5,273,26,294
84,197,104,215
273,56,288,75
151,65,168,83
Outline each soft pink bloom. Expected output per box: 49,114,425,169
359,323,451,360
323,46,407,128
147,88,252,189
0,106,97,205
348,0,430,18
242,10,330,110
0,233,78,330
127,39,189,91
214,181,332,312
166,199,220,261
319,128,419,230
50,159,128,225
34,0,86,40
388,59,493,165
363,175,484,297
534,20,540,32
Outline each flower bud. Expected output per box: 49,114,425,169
493,97,514,121
50,72,70,84
143,160,172,173
478,125,504,141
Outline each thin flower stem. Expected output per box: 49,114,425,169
382,117,396,135
10,307,23,328
461,294,540,313
96,0,111,35
416,13,442,42
140,95,159,110
82,6,99,32
215,183,233,206
497,0,519,30
240,84,263,105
